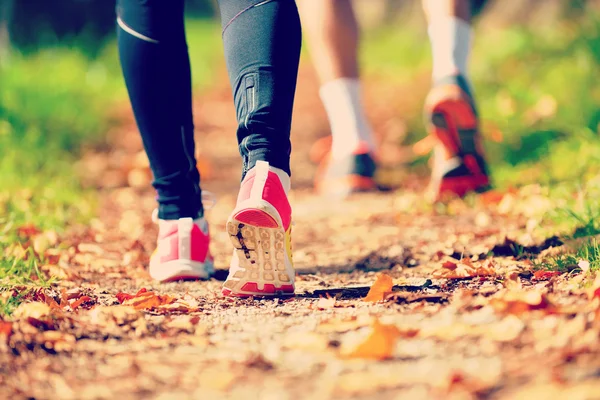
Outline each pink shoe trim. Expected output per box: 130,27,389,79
234,209,279,228
222,283,294,298
160,235,180,263
262,171,291,230
190,224,210,263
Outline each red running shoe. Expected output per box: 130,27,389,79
149,214,214,282
425,75,491,199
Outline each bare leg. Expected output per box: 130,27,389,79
422,0,473,82
421,0,491,199
297,0,358,82
298,0,377,196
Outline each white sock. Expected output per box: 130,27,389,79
428,16,472,82
319,78,376,160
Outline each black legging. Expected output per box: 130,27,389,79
117,0,301,220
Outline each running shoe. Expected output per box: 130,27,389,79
314,141,377,198
425,75,491,199
149,211,214,282
222,161,295,297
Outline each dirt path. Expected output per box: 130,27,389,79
2,66,600,400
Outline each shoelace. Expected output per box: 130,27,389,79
151,191,217,223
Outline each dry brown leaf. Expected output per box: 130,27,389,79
434,259,496,279
0,321,12,343
341,319,403,360
490,290,556,315
364,274,394,302
123,291,175,310
13,302,51,320
157,298,199,313
70,296,93,310
41,331,76,352
316,296,336,310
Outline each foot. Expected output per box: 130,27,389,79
149,215,214,282
314,141,378,198
222,161,295,297
425,75,491,199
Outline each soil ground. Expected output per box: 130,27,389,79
2,65,600,400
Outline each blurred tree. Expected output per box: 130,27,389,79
3,0,215,54
0,0,13,57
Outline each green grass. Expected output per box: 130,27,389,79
0,20,220,299
536,238,600,273
360,14,600,273
361,14,600,188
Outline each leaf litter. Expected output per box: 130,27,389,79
3,69,600,400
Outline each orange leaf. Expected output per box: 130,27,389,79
71,296,92,310
123,291,174,310
116,288,147,304
0,321,12,342
16,224,42,239
442,261,458,270
342,319,402,360
434,259,496,280
364,274,394,302
116,292,134,304
490,291,556,315
533,270,561,280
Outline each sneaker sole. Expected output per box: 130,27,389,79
430,98,490,197
149,258,214,282
223,208,295,298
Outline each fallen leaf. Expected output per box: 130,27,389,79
316,296,336,310
490,290,556,315
434,259,496,279
386,291,449,304
480,190,508,206
157,298,199,313
0,321,12,342
13,302,51,320
341,319,403,360
70,296,92,310
364,274,394,302
16,224,41,239
533,270,561,280
41,331,76,352
123,290,174,310
116,288,147,304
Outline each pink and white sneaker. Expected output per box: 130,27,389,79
222,161,295,297
149,213,214,282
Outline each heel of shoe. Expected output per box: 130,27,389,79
233,208,279,228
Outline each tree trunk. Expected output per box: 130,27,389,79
0,0,14,58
